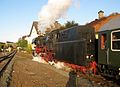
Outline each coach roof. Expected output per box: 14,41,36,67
99,16,120,32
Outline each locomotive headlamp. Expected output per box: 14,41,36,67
119,68,120,75
86,56,89,59
90,39,92,42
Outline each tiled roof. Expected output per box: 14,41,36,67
99,16,120,31
87,13,120,32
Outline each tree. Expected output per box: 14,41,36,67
17,38,28,50
59,21,79,30
64,21,78,28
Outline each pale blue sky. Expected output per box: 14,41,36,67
0,0,120,42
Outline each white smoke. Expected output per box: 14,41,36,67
38,0,73,35
74,0,80,8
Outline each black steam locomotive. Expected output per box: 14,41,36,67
33,23,120,79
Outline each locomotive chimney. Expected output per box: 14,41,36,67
98,10,104,19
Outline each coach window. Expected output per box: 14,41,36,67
111,30,120,51
101,34,106,49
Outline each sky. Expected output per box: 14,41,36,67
0,0,120,42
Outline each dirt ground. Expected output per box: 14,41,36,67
10,52,69,87
9,52,120,87
0,52,7,57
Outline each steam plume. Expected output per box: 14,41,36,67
74,0,80,8
38,0,73,35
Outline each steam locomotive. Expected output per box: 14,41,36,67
33,24,120,79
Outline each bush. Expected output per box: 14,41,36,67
26,44,32,53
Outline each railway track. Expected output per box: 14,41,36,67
0,50,17,78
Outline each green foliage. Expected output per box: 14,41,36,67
17,38,32,53
65,21,78,28
26,44,32,53
17,38,28,50
60,21,78,29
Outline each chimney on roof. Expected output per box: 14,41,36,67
98,10,104,19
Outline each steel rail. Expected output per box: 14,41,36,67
0,50,17,77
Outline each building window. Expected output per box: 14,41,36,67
111,30,120,51
101,34,106,49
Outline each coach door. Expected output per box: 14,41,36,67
98,32,109,64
